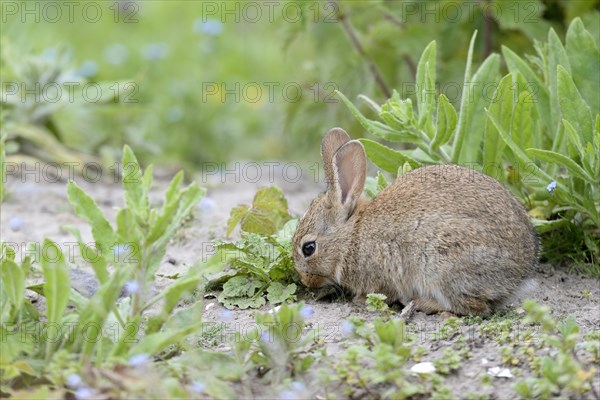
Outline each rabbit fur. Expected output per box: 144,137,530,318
292,128,539,316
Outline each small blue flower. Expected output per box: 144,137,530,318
9,216,23,231
546,180,557,193
199,197,215,212
260,329,272,343
300,305,315,319
191,381,205,393
66,373,82,388
193,18,223,36
128,353,150,366
166,106,183,123
113,243,131,262
104,43,128,66
291,381,306,392
141,42,168,61
279,390,298,400
74,387,94,400
341,320,354,336
77,60,98,77
219,308,234,321
41,47,58,60
124,280,140,295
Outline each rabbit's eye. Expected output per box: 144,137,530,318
302,241,316,257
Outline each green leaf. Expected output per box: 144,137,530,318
128,321,202,357
336,91,420,143
557,65,594,146
431,94,457,150
454,52,501,164
562,119,585,160
547,28,571,141
451,32,501,164
502,46,551,134
122,145,149,220
566,18,600,115
512,90,535,150
67,181,117,257
416,41,437,138
485,110,552,185
0,259,25,317
359,139,421,174
227,205,249,237
230,186,291,236
266,282,297,305
41,239,70,326
147,183,205,275
63,226,109,284
0,138,5,203
449,31,477,164
483,73,513,170
526,149,594,184
218,275,266,309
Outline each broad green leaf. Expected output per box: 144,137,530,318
502,46,551,134
531,218,570,234
450,31,477,163
566,18,600,115
526,149,594,184
241,209,277,235
416,41,437,138
122,145,149,221
253,186,289,218
227,205,249,237
562,119,584,159
0,139,5,203
359,139,421,174
63,226,109,284
455,53,501,164
41,239,70,327
266,282,297,305
483,73,513,170
337,91,420,143
431,94,457,150
547,28,571,142
147,183,205,275
485,110,552,185
116,208,144,250
74,267,132,355
0,259,25,316
450,32,500,164
128,321,203,357
512,90,534,150
557,65,594,146
67,181,117,257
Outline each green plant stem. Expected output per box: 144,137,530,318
330,0,392,98
112,306,126,329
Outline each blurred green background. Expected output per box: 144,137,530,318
1,0,598,168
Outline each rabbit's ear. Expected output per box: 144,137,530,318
321,128,351,188
331,140,366,209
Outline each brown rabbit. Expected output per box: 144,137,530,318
292,128,539,316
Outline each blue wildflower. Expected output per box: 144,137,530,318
9,216,23,231
104,43,128,66
128,353,149,366
141,43,168,61
300,305,315,318
193,19,223,36
546,180,557,193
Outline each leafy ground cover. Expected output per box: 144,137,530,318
1,16,599,400
1,156,599,398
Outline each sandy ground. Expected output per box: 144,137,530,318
1,163,599,398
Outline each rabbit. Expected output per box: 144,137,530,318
292,128,539,316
